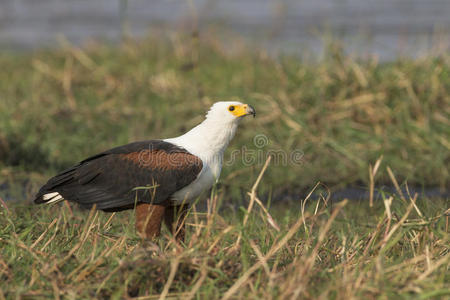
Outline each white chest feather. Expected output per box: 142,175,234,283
169,154,222,204
163,110,239,204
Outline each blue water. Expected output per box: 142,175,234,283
1,0,449,60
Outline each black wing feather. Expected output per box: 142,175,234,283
34,140,202,211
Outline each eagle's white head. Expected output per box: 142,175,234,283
166,101,255,157
205,101,256,124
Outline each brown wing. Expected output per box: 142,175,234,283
34,140,202,211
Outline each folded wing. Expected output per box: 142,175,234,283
34,140,203,211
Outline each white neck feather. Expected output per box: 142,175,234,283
164,117,240,159
163,101,247,188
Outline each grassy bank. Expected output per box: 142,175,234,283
0,34,449,203
0,170,448,299
0,35,449,298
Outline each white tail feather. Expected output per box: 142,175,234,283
43,192,59,200
42,192,64,204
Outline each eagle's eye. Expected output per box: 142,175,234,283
228,105,235,112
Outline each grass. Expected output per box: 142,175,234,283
0,33,449,298
0,33,449,202
0,162,449,299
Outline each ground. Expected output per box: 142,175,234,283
1,183,448,299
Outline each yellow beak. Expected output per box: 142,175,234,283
231,104,256,118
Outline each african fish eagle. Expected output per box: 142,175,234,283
34,101,255,240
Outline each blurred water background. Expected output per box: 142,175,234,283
1,0,450,60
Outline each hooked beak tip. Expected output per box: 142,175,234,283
247,104,256,118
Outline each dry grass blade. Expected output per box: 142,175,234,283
40,216,61,252
300,182,321,234
415,253,450,282
0,197,10,215
76,209,99,255
405,185,423,217
248,240,271,276
207,226,233,254
222,210,309,300
304,200,348,269
159,257,180,300
30,217,58,249
47,205,98,273
51,279,60,300
369,156,383,207
248,193,280,231
184,262,208,300
103,212,116,229
95,263,123,295
380,195,416,250
386,166,407,204
232,156,272,250
69,236,124,282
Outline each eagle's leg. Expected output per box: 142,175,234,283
164,204,189,242
135,203,166,239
